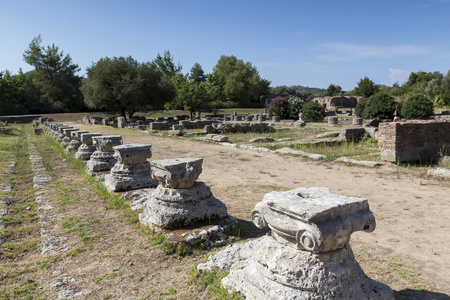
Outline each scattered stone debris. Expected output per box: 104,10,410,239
427,168,450,179
57,289,83,300
316,131,340,138
41,236,69,255
275,147,326,160
37,204,54,211
50,277,75,290
197,238,262,272
335,157,383,167
203,134,229,142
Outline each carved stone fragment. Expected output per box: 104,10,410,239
75,133,102,160
221,187,394,300
85,136,123,177
105,144,156,192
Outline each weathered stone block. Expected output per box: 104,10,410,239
139,182,227,229
219,187,393,300
104,144,155,192
151,158,202,188
117,117,127,128
252,187,375,253
85,136,123,176
338,128,365,141
328,116,338,124
222,236,394,300
75,133,102,160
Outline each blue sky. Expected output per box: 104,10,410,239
1,0,450,91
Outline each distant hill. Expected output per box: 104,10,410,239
270,85,326,98
291,85,326,95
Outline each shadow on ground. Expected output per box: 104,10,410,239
236,218,269,240
395,289,450,300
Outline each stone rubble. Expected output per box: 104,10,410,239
427,167,450,179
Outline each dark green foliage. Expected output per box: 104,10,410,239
303,101,326,122
209,55,270,106
151,50,182,78
165,73,210,118
22,35,84,113
81,56,176,118
189,62,206,84
436,70,450,108
323,84,342,96
362,92,396,120
354,77,379,97
354,98,367,118
402,94,434,120
268,97,289,119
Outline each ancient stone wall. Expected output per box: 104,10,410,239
313,96,363,110
378,120,450,163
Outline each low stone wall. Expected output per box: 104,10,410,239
378,120,450,163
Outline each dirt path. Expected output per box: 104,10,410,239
66,121,450,298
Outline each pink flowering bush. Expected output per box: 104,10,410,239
268,96,289,119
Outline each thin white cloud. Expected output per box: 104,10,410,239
389,68,410,84
316,43,431,61
413,0,450,9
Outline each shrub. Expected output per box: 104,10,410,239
362,92,396,120
402,94,434,119
303,101,326,122
354,98,367,118
288,96,305,119
268,97,289,119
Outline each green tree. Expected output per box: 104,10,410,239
165,73,210,118
354,77,379,98
437,70,450,108
402,94,434,120
152,50,182,78
189,62,206,84
303,101,326,122
362,92,396,120
354,98,367,118
81,56,175,118
323,84,342,96
23,35,83,112
0,70,25,104
209,55,270,106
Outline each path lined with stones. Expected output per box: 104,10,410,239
0,155,16,244
27,134,82,300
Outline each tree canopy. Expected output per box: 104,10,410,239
22,35,84,113
323,84,342,96
209,55,270,106
81,56,175,118
353,77,379,98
